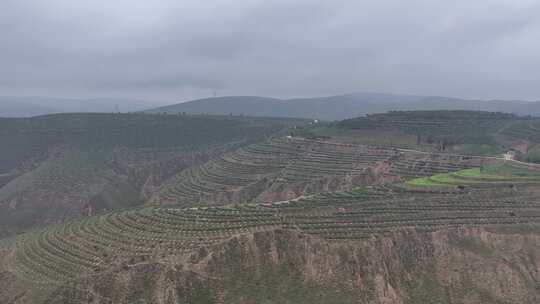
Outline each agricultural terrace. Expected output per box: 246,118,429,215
5,160,540,286
159,137,484,204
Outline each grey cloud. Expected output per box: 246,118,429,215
2,0,540,101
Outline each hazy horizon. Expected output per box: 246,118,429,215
3,91,540,108
3,0,540,102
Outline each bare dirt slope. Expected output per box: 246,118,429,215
27,227,540,304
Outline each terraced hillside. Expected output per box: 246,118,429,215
3,161,540,303
0,113,301,237
158,137,486,205
4,110,540,303
4,184,533,280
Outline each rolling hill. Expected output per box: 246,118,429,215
0,113,301,238
302,110,540,157
146,93,540,120
3,110,540,303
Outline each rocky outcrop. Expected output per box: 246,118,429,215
40,227,540,304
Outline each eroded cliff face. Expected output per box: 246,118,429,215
26,227,540,304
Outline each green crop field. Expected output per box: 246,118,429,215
408,162,540,187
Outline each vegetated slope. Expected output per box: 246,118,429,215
314,110,540,156
0,113,300,238
0,113,296,174
156,136,488,205
145,93,540,120
3,161,540,303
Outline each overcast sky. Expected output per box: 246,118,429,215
2,0,540,103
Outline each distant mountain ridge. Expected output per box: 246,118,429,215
5,93,540,119
0,96,161,117
146,93,540,120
